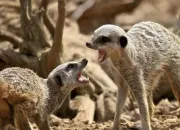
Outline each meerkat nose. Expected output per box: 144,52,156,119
82,59,88,66
86,42,97,50
86,42,91,47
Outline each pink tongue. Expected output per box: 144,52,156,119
98,50,106,62
78,72,88,82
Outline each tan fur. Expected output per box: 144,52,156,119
0,59,88,130
0,68,48,130
167,73,180,104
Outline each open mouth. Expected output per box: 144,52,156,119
98,49,106,62
77,71,89,83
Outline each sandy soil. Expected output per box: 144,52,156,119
49,115,180,130
46,99,180,130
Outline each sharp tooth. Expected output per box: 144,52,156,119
98,49,106,62
80,77,84,81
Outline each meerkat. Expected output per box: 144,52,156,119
0,59,89,130
86,21,180,130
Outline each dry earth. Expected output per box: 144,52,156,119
27,99,180,130
49,99,180,130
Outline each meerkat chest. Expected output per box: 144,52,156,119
110,52,132,72
109,50,124,68
103,58,133,83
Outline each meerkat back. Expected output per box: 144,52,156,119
0,67,48,108
127,21,180,53
128,21,180,104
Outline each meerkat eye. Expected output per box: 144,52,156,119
66,64,76,71
99,36,111,43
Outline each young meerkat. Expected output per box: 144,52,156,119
0,59,89,130
86,22,180,130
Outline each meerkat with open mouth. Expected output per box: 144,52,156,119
0,59,89,130
86,22,180,130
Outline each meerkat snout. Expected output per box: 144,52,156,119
80,59,88,67
86,42,97,50
48,59,89,87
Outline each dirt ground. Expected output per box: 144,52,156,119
49,116,180,130
47,99,180,130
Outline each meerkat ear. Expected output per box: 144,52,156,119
54,75,63,86
119,36,128,48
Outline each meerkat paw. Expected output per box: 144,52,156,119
107,125,120,130
130,121,143,130
130,122,153,130
170,108,180,115
112,127,120,130
4,125,16,130
130,124,142,130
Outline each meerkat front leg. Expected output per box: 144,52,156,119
105,59,130,130
147,90,155,118
14,105,32,130
113,86,129,130
0,99,14,130
130,70,151,130
34,114,50,130
37,119,50,130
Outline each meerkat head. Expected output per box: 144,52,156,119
86,24,128,62
47,59,89,88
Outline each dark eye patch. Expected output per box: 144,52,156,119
66,63,77,71
97,36,111,43
55,75,63,86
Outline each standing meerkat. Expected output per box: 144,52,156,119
86,21,180,130
0,59,89,130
